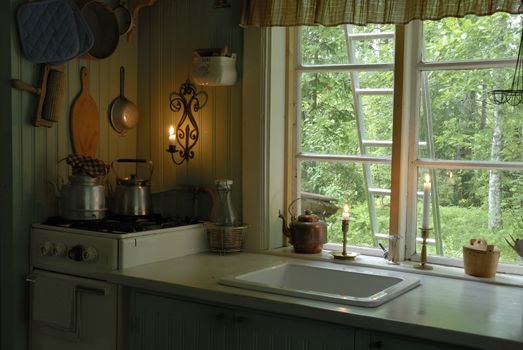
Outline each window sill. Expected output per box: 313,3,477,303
264,247,523,288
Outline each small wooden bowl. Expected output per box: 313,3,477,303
463,246,499,278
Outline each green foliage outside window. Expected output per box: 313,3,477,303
298,14,523,265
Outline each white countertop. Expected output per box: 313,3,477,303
105,252,523,350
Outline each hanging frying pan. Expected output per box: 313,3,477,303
109,66,139,135
76,0,120,59
113,1,133,35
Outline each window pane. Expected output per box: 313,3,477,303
423,13,521,62
358,71,394,89
419,69,523,162
351,37,394,64
300,72,395,156
299,160,390,247
362,94,393,155
301,26,348,65
417,168,523,265
299,72,358,154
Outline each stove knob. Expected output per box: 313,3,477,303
40,242,54,256
68,245,84,262
52,242,67,257
82,247,98,262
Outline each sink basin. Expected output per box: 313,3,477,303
220,263,420,307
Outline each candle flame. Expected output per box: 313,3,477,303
169,126,175,136
425,174,430,183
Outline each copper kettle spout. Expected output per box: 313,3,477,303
278,210,291,238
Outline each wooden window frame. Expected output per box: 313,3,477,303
287,21,523,274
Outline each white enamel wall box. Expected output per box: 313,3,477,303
192,54,237,86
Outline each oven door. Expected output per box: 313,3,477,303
28,270,118,350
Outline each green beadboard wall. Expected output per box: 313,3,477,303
136,0,243,220
1,0,243,348
3,0,139,348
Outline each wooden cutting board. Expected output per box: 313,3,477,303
71,66,99,157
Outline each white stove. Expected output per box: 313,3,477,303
31,222,207,278
29,219,207,350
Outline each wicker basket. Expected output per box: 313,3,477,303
206,223,247,253
463,245,500,278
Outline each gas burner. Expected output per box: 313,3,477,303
43,214,200,233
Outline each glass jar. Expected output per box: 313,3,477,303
213,179,238,226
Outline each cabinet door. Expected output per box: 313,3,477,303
235,309,355,350
130,292,235,350
356,330,473,350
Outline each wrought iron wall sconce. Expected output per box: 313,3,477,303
166,79,208,165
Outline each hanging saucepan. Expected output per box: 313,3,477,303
110,66,139,135
113,1,133,35
110,159,154,216
76,0,120,59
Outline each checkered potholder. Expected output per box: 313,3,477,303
66,154,109,178
16,0,93,64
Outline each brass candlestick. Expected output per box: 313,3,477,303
332,219,358,260
414,228,433,270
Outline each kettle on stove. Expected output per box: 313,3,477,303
110,159,154,216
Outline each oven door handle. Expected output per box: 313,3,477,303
26,274,109,296
26,274,36,283
76,286,108,296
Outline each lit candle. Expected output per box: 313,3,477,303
422,174,431,229
342,204,350,221
168,126,176,145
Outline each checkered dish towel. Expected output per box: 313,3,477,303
65,154,109,178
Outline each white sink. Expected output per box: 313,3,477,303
220,262,420,307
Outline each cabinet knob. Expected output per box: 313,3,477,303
370,340,383,349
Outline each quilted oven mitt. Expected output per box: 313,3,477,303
16,0,93,64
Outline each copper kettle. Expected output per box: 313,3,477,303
278,208,327,254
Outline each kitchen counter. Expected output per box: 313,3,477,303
105,252,523,350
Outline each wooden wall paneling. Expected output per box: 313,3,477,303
160,0,175,192
98,52,109,163
97,54,113,165
136,0,244,220
5,2,28,346
136,9,152,172
230,83,243,220
214,87,229,179
3,1,138,349
122,38,139,160
172,0,192,189
108,46,124,183
149,2,165,193
20,64,37,240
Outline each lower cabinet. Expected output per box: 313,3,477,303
130,291,354,350
129,290,473,350
234,308,355,349
355,329,473,350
